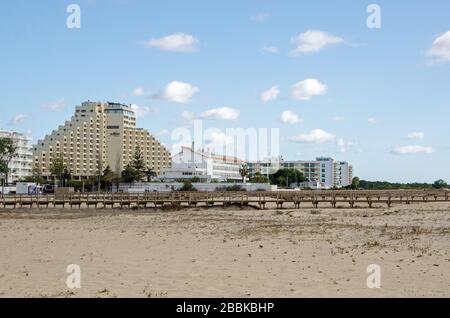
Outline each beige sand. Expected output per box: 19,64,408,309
0,201,449,298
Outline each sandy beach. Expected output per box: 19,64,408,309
0,201,449,298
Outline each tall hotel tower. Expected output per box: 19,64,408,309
32,101,171,180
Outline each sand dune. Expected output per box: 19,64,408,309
0,202,449,297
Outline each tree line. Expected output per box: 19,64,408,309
347,177,449,190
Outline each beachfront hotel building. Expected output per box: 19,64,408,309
247,157,282,177
0,130,33,183
32,101,171,180
248,157,353,188
160,145,245,182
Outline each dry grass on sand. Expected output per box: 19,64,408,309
0,201,449,297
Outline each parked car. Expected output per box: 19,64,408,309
42,185,55,194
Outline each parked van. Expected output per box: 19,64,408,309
16,183,42,195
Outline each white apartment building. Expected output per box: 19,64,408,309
160,145,245,182
249,157,353,188
334,161,353,188
33,101,171,179
247,157,282,177
0,130,33,183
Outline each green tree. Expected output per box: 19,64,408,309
178,180,197,192
0,160,7,196
432,179,448,189
22,175,46,184
249,172,269,184
0,161,7,177
102,165,115,191
239,164,249,183
270,169,307,188
121,164,140,183
190,176,201,183
67,180,84,192
49,154,66,186
113,172,121,191
354,180,434,190
277,176,285,186
130,146,146,181
28,165,45,184
0,137,18,185
83,177,98,192
216,184,246,192
351,176,360,190
62,168,72,187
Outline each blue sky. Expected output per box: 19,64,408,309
1,0,449,182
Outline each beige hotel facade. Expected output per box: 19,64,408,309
33,101,171,180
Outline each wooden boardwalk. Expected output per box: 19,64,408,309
1,190,449,209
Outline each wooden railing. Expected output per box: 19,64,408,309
0,190,449,209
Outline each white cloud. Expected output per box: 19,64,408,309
368,117,379,124
9,114,27,125
291,78,327,101
391,145,434,155
42,98,66,112
179,107,240,123
130,104,158,118
280,110,303,124
180,110,195,123
291,129,335,144
290,30,344,56
426,30,450,62
205,131,234,150
260,86,280,102
261,46,279,54
331,116,345,122
156,129,171,137
132,87,145,97
251,13,271,23
407,132,424,140
200,107,240,121
157,81,199,103
337,138,346,153
336,138,356,153
145,33,199,52
130,104,147,118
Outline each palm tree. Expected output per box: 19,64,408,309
239,164,249,183
146,169,157,182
